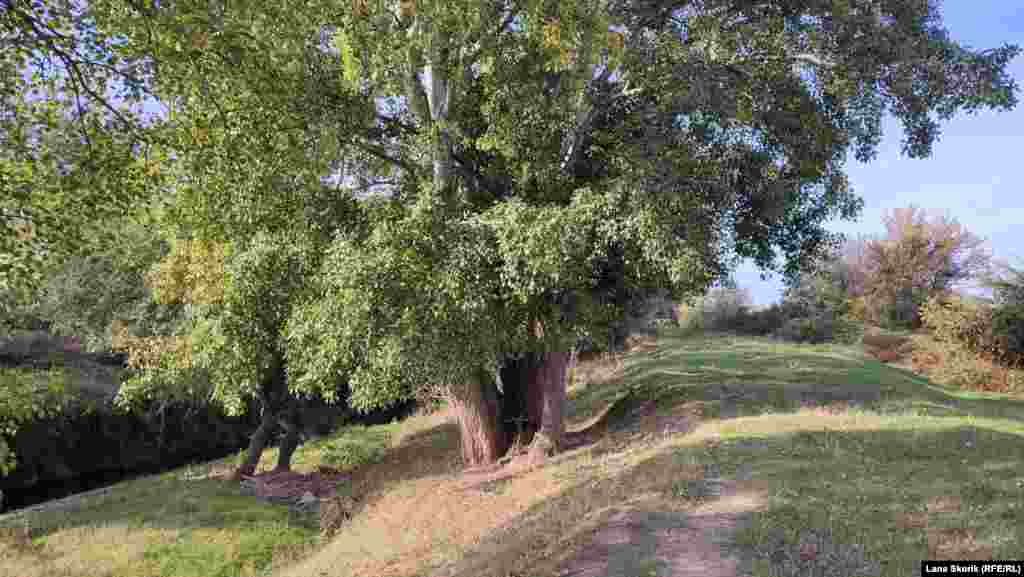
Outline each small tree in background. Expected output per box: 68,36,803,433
863,207,990,328
986,262,1024,365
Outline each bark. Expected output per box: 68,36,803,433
235,402,276,479
233,354,295,478
528,351,570,461
451,374,507,468
273,399,302,472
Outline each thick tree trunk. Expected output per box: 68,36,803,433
451,374,507,468
528,351,570,461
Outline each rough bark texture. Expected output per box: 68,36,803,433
451,375,507,468
529,351,570,461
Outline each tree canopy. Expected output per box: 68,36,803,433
2,0,1019,466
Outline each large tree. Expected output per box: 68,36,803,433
3,0,1019,469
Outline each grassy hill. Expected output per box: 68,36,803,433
2,330,1022,576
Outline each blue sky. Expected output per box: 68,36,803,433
735,1,1024,305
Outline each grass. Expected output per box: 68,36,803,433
0,415,431,577
0,461,319,577
4,328,1024,576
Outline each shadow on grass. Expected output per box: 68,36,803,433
603,335,1024,425
434,420,1024,577
434,334,1024,576
0,419,465,577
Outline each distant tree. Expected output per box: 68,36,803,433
987,262,1024,306
863,206,990,327
985,262,1024,363
33,207,184,352
701,285,753,330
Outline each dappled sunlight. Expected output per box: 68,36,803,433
6,333,1024,577
2,524,176,577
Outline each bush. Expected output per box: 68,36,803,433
771,314,862,345
1,363,261,504
910,335,1023,393
992,304,1024,366
723,305,783,336
319,426,389,469
919,293,1024,367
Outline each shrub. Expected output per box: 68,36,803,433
727,305,782,336
675,300,705,333
991,304,1024,366
918,293,1024,367
910,335,1023,393
319,427,389,469
772,314,862,345
701,287,752,330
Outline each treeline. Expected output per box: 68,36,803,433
677,206,1024,390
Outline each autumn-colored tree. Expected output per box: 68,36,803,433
863,206,990,327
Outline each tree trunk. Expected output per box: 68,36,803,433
528,351,570,461
273,399,302,473
450,374,506,468
234,354,291,478
498,354,543,448
235,402,277,479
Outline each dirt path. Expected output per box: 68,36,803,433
555,399,763,577
556,477,759,577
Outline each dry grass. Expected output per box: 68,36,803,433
927,527,994,560
861,333,912,351
280,331,1022,577
907,333,1024,394
7,331,1024,577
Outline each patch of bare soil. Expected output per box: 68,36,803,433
237,466,350,503
557,480,761,577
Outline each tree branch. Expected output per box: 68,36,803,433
351,140,419,176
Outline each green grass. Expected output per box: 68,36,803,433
707,416,1024,574
4,329,1024,577
0,420,408,577
557,329,1024,575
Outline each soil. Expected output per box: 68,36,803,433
232,466,351,504
556,480,758,577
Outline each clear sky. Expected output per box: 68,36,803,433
735,1,1024,305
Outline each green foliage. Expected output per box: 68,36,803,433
117,231,320,416
318,426,390,469
0,366,69,475
920,293,1024,370
992,305,1024,364
5,0,1020,420
677,274,863,345
773,314,862,345
33,211,182,352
